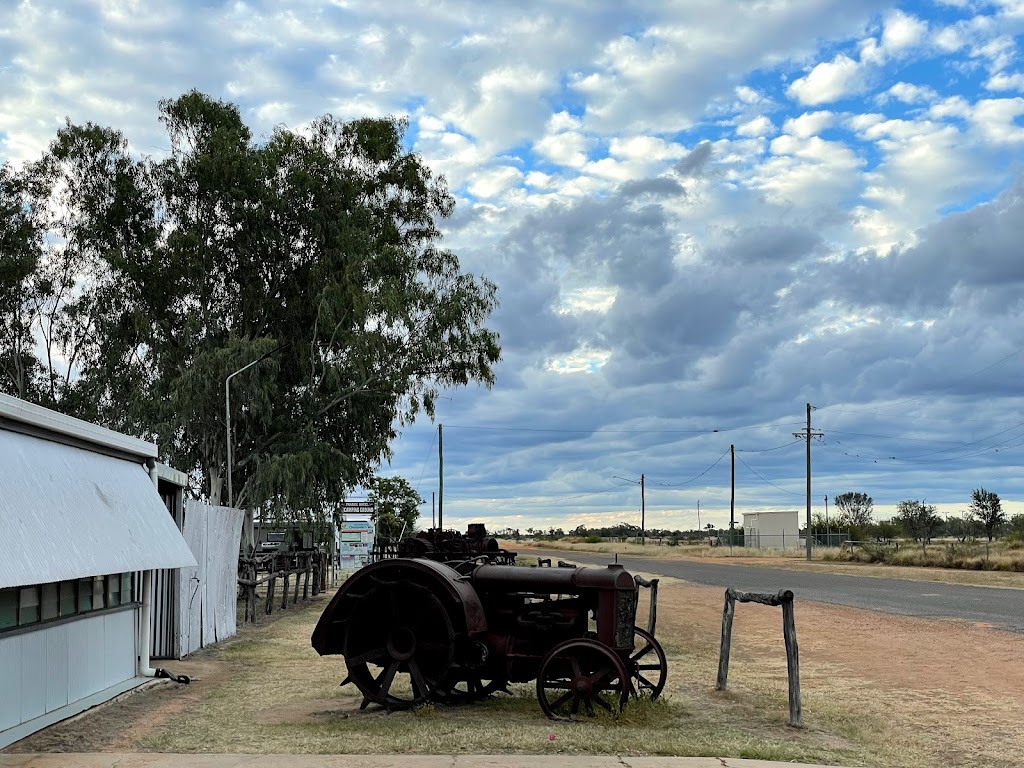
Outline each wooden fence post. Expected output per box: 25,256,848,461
716,590,736,691
716,587,802,727
781,597,802,727
265,575,275,615
282,572,290,609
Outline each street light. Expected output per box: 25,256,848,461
225,343,289,508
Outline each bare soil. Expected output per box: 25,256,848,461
6,575,1023,767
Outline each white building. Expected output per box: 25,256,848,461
0,394,197,748
742,510,800,549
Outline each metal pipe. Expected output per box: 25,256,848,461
140,459,159,677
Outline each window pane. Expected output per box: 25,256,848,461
121,573,132,601
93,576,105,609
0,589,16,629
19,586,40,624
106,574,121,607
78,578,93,612
60,581,76,617
41,582,58,621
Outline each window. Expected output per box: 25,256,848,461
60,581,76,617
0,589,16,629
0,574,137,633
106,574,121,607
19,586,40,623
78,578,93,612
41,582,59,621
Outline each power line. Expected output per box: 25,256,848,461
649,448,731,486
735,454,804,496
442,420,806,435
413,425,438,495
736,440,802,453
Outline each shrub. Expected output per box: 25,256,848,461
583,535,602,544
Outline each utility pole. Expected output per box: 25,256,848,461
730,444,735,553
697,500,702,544
824,494,829,547
793,403,824,561
438,424,444,531
432,491,436,529
641,473,646,546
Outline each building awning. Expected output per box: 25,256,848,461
0,428,198,589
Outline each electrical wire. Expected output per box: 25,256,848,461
649,448,731,486
413,426,438,496
442,420,806,435
736,440,802,453
735,454,804,496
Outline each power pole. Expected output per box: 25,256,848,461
641,473,646,546
730,444,735,553
438,423,444,531
432,491,436,529
793,403,824,561
697,500,702,543
824,494,829,546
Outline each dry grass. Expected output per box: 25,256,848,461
12,578,1024,767
132,596,866,764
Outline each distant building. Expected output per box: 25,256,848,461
0,394,196,748
742,510,800,549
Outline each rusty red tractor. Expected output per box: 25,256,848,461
311,557,666,719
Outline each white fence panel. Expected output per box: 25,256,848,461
178,501,243,656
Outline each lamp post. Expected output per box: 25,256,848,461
225,343,288,508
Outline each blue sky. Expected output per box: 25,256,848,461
4,0,1024,531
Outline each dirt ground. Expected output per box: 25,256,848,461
6,573,1023,767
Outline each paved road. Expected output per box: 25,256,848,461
525,548,1024,633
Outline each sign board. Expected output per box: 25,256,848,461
339,517,375,572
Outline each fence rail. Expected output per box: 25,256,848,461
237,551,331,623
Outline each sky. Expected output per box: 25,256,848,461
4,0,1024,532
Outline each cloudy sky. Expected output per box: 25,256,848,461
5,0,1024,532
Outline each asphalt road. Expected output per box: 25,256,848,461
524,548,1024,633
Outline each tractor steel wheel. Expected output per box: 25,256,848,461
536,638,629,720
628,626,667,700
343,579,454,710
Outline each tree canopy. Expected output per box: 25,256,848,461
833,491,873,528
969,488,1005,541
366,476,424,539
0,91,501,522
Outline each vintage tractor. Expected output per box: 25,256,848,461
310,558,667,719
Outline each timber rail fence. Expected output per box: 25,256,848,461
716,587,802,727
237,551,331,623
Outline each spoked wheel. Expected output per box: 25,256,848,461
628,626,667,700
342,578,454,710
536,638,629,720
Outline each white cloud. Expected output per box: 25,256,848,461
882,82,940,104
787,54,865,105
880,10,928,55
783,110,835,138
736,116,775,137
986,72,1024,91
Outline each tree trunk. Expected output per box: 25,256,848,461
209,468,223,506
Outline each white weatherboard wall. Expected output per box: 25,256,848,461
178,501,244,657
0,610,136,735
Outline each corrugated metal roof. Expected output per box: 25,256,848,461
0,393,157,460
0,428,197,589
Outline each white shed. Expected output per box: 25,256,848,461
742,510,800,549
0,394,197,748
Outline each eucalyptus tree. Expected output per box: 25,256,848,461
9,91,501,523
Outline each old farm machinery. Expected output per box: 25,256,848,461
311,558,667,719
373,523,518,565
